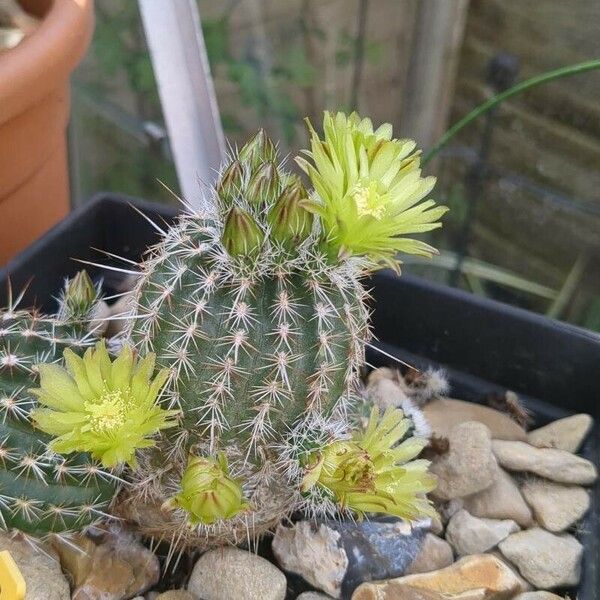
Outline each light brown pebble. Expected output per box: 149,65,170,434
527,414,593,453
188,547,286,600
492,440,597,485
405,533,454,575
462,467,533,527
423,397,528,441
156,591,197,600
499,528,582,589
351,554,529,600
521,479,590,532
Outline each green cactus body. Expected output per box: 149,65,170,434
115,114,446,548
135,256,366,443
122,139,370,546
0,285,118,538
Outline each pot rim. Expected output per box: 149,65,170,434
0,0,94,124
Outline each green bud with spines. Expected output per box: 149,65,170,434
217,160,244,206
268,180,315,248
163,453,249,526
238,129,277,170
221,207,264,257
65,270,97,318
246,161,280,206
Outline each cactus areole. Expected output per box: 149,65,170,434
118,113,445,547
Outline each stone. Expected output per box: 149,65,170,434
273,519,426,598
354,585,487,600
423,398,527,441
156,592,197,600
492,440,597,484
521,479,590,532
321,519,427,598
352,554,528,600
52,533,96,587
0,532,70,600
527,414,593,453
188,547,286,600
498,528,582,589
367,370,410,410
406,534,454,575
272,521,348,598
462,468,533,527
514,593,564,600
442,499,465,521
430,422,497,500
56,528,160,600
445,509,519,556
429,514,444,536
296,593,334,600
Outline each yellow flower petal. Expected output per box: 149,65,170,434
302,407,436,521
31,343,177,468
300,111,447,268
34,364,85,411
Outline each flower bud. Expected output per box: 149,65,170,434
163,454,249,526
239,129,277,169
246,161,280,206
221,207,264,257
217,160,244,205
267,181,315,247
65,270,97,316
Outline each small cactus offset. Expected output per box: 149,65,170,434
0,273,119,537
113,112,446,548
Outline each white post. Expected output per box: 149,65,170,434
138,0,225,211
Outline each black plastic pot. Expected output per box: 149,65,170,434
1,193,598,597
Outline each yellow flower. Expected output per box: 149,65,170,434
302,407,436,520
297,111,448,269
164,454,249,526
30,341,178,468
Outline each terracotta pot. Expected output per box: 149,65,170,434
0,0,94,265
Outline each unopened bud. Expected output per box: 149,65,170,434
217,160,244,205
163,454,249,526
222,207,264,257
246,161,279,206
65,270,97,316
267,182,315,247
239,129,277,169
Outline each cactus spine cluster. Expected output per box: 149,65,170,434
117,115,445,548
0,275,118,538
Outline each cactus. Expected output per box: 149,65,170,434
112,112,446,549
0,274,119,538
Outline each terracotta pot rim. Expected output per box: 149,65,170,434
0,0,94,124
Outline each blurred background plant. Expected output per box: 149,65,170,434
70,0,600,331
